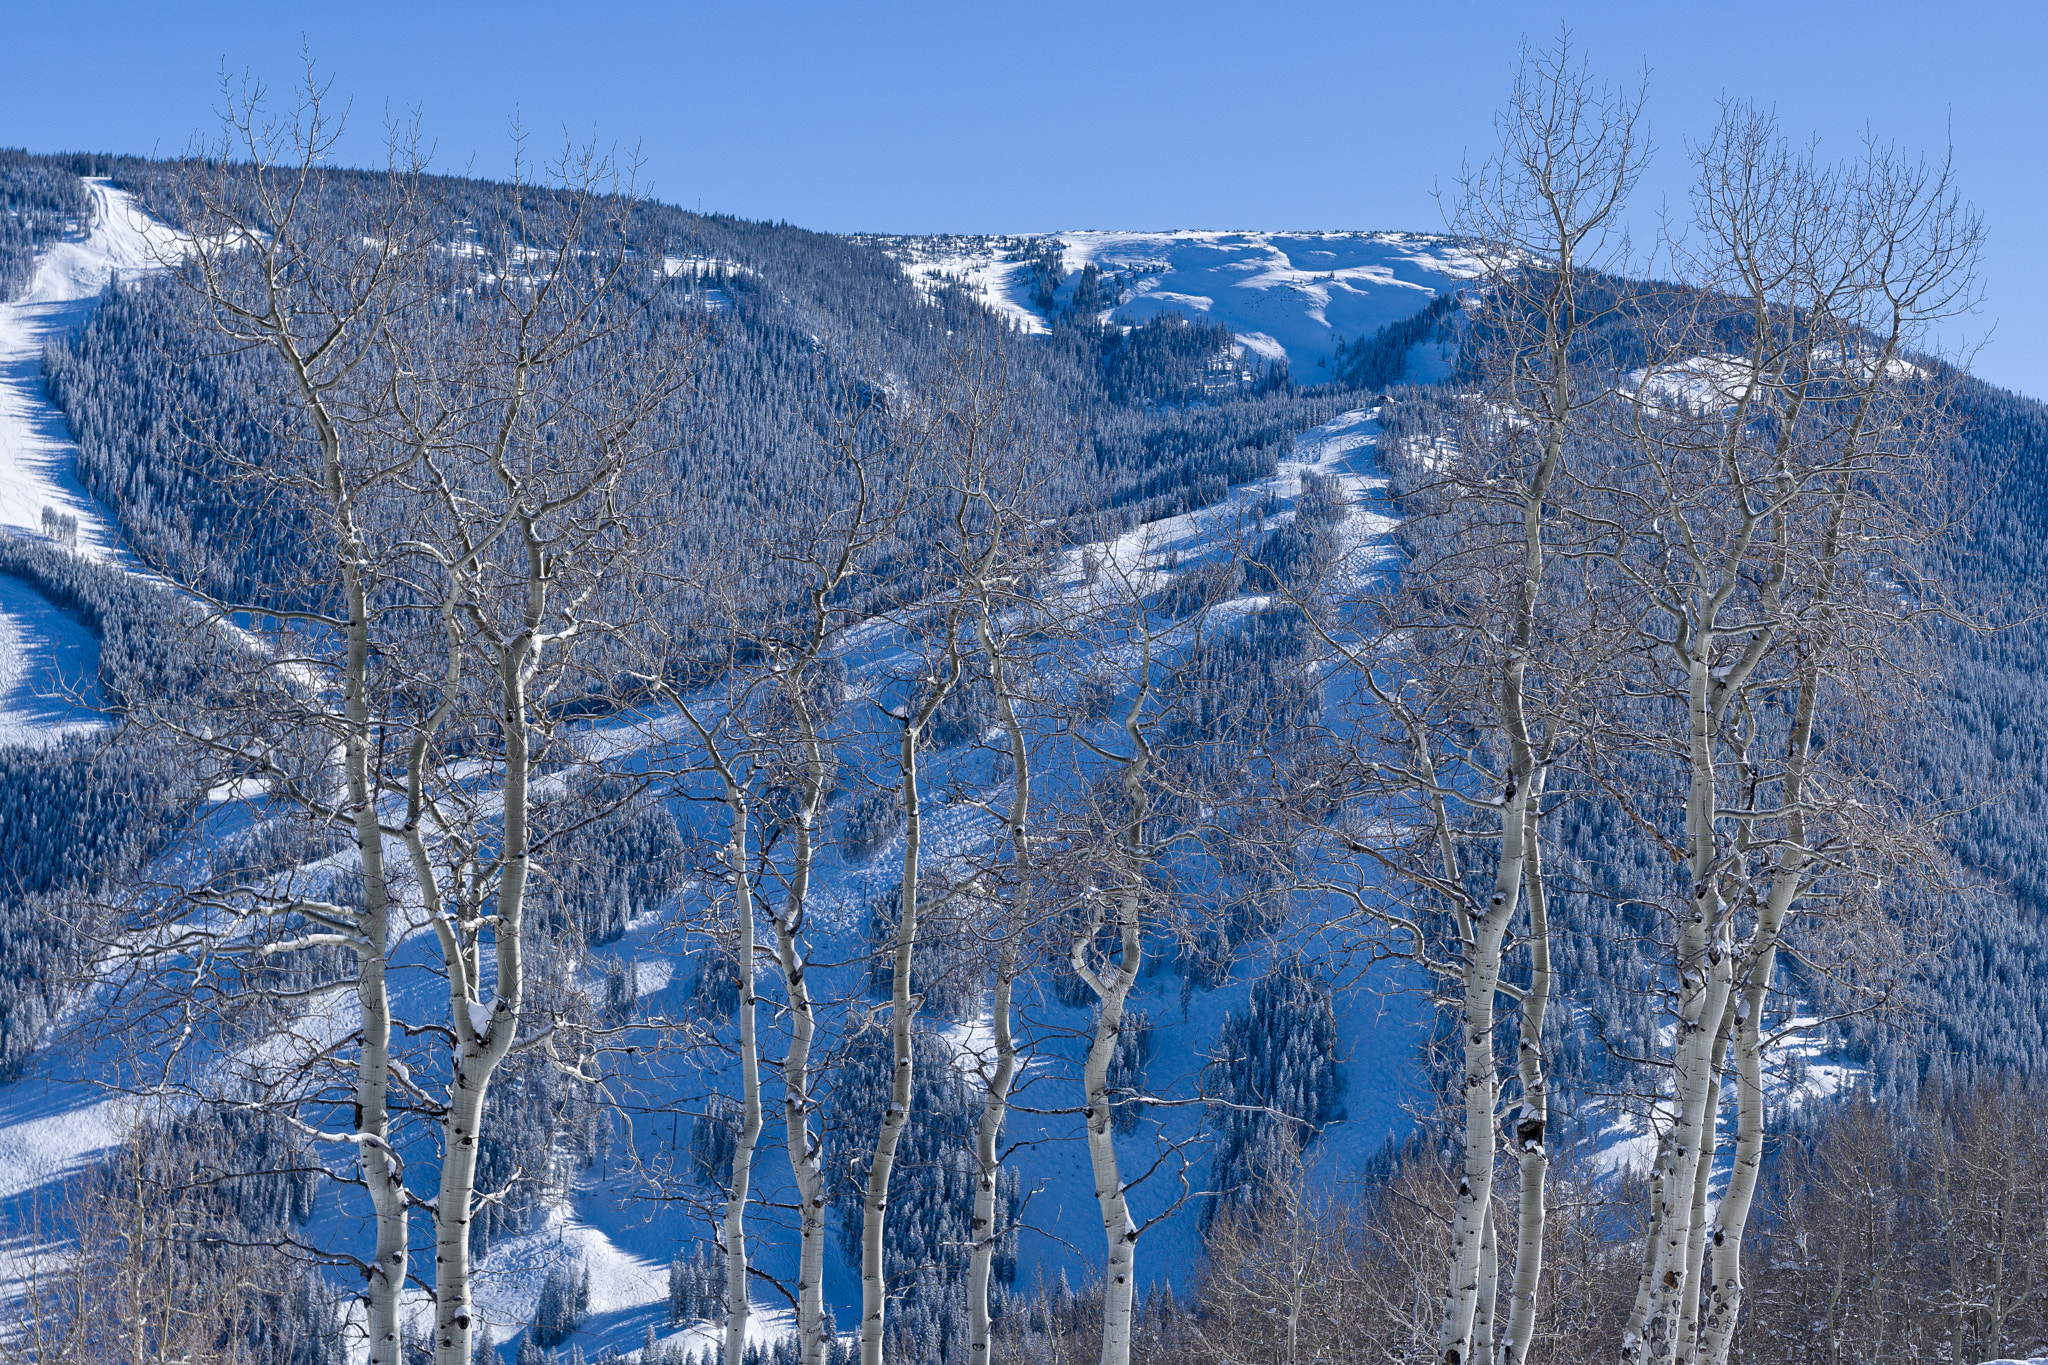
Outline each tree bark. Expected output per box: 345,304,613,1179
1503,782,1551,1365
778,672,834,1365
719,771,762,1365
967,611,1031,1365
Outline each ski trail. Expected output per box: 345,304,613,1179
0,180,181,1244
0,180,180,747
0,178,171,561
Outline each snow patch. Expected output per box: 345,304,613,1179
870,230,1479,376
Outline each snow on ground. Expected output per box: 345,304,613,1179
875,233,1049,334
0,1086,148,1207
1057,404,1397,611
0,179,181,746
440,404,1427,1355
0,571,101,746
1591,1013,1867,1180
869,230,1479,376
0,180,173,562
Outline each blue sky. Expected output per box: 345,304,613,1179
3,1,2042,396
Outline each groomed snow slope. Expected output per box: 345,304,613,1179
0,180,166,561
0,178,173,745
874,230,1480,376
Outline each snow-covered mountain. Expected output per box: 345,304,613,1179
0,392,1433,1357
0,179,1917,1364
868,229,1479,377
0,178,1440,1356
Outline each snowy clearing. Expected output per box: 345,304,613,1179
0,179,180,746
869,229,1479,376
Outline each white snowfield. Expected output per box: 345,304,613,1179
0,179,173,561
872,228,1479,375
0,572,100,747
0,179,179,747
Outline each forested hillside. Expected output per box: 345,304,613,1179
0,148,88,300
3,51,2048,1365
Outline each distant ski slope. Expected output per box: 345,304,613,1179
873,229,1479,377
0,179,165,559
0,179,171,745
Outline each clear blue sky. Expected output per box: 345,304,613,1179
3,1,2042,397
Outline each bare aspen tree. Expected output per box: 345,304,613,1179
137,79,444,1365
859,618,966,1365
920,340,1064,1365
1445,47,1646,1364
1074,697,1153,1365
961,530,1058,1365
856,330,1059,1365
1589,103,1981,1365
962,601,1037,1365
1694,129,1979,1365
765,632,839,1365
393,149,693,1365
708,732,765,1365
1056,568,1192,1365
656,675,768,1365
688,360,922,1365
1316,39,1645,1365
126,74,697,1365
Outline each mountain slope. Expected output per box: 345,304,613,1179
872,230,1478,378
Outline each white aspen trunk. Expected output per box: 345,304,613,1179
778,680,833,1365
266,304,412,1365
773,893,830,1365
432,631,534,1365
677,706,766,1365
966,965,1017,1364
1439,899,1517,1365
1630,923,1735,1365
1624,495,1798,1365
720,776,762,1365
1700,672,1817,1365
1627,627,1741,1365
968,612,1030,1365
1474,1205,1499,1365
1627,602,1711,1365
1698,964,1769,1365
330,422,404,1365
349,708,406,1365
1082,885,1143,1365
1084,695,1153,1365
1438,679,1540,1365
1503,781,1551,1365
858,711,933,1365
859,633,960,1365
1675,1007,1735,1361
1439,276,1569,1362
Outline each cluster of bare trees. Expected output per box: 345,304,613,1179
1295,35,1981,1365
653,336,1249,1365
8,35,1997,1365
1030,1076,2047,1365
53,75,701,1365
59,75,1207,1363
